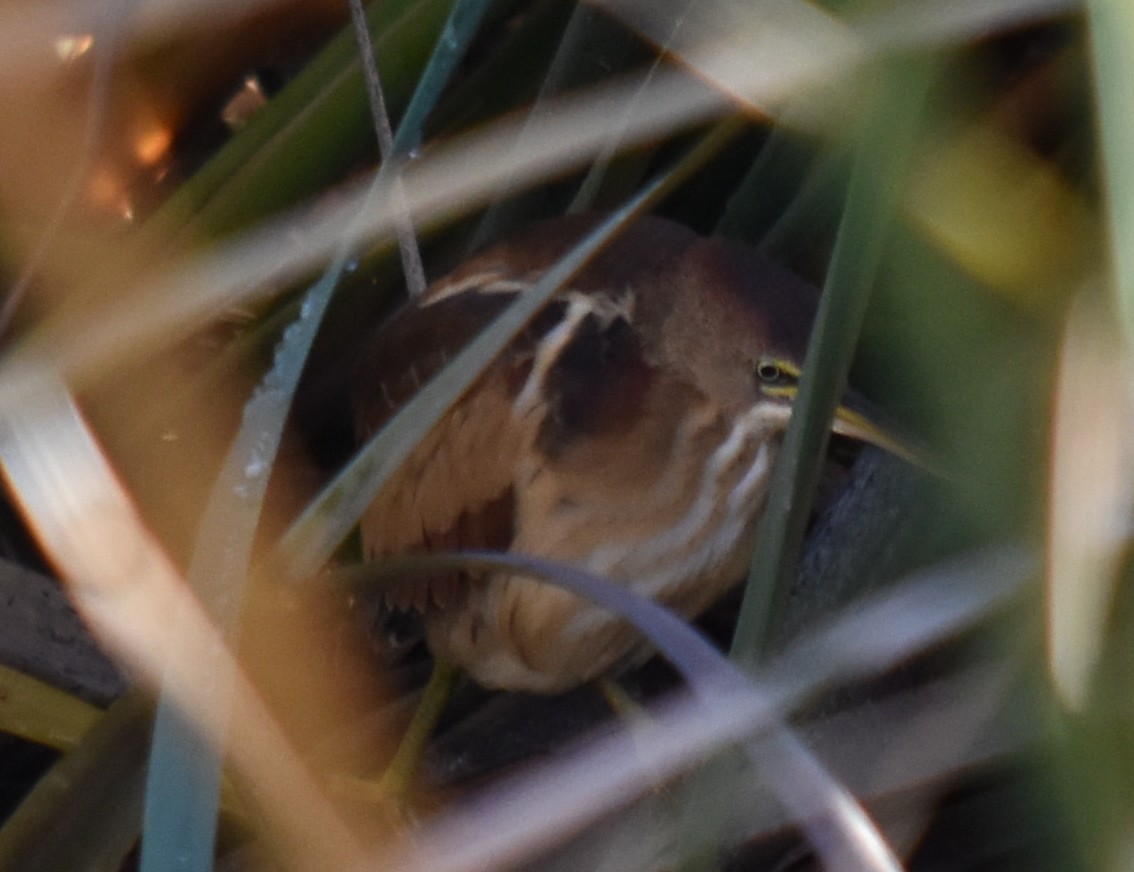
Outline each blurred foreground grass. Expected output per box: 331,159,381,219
0,1,1127,871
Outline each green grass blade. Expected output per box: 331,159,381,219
393,0,496,155
139,270,338,872
469,2,658,247
730,61,933,670
423,0,576,137
755,145,852,260
1087,0,1134,344
150,0,456,243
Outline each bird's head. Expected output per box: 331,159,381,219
561,217,914,462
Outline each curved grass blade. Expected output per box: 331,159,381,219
0,378,364,872
342,551,745,695
139,272,338,872
375,547,1031,872
343,550,904,872
730,60,933,670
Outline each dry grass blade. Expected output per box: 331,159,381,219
527,656,1033,872
0,378,365,872
348,0,426,298
1046,292,1134,710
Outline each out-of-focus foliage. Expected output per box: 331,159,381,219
0,0,1124,871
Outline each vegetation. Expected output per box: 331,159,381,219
0,1,1122,870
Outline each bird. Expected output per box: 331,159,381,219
346,213,907,697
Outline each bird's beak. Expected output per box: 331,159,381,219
831,391,924,469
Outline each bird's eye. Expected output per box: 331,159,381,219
755,359,784,384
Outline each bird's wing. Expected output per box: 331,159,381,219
352,286,538,609
352,284,666,606
350,215,702,610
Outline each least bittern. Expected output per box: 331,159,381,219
350,214,906,701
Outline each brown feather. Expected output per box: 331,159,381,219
348,215,836,691
350,215,701,612
356,349,525,609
